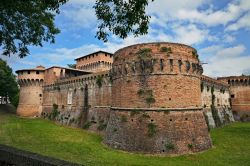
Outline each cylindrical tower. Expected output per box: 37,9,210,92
105,42,211,154
16,66,45,117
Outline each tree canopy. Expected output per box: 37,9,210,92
0,59,19,106
0,0,152,58
94,0,153,42
0,0,67,58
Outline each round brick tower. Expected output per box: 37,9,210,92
16,66,45,117
105,42,212,154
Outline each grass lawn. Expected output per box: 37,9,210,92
0,109,250,166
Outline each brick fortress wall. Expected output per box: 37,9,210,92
104,42,212,154
16,67,45,117
201,76,234,128
218,76,250,121
41,71,112,131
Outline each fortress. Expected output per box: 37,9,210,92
16,42,250,154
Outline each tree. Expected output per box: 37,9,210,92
1,0,152,58
67,64,76,69
94,0,154,42
0,0,67,58
0,59,19,106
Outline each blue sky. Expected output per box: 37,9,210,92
1,0,250,77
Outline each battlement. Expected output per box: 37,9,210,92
201,75,229,88
43,71,110,91
218,76,250,86
75,50,113,72
111,42,202,81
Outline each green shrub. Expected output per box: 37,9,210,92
142,113,150,118
187,144,193,149
192,50,199,59
121,115,128,122
97,123,107,131
146,95,155,106
147,123,157,137
136,48,152,59
130,109,140,116
160,47,172,53
96,75,103,88
165,142,175,150
50,104,59,120
137,89,144,96
83,121,91,129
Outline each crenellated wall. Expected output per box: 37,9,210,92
218,76,250,121
111,42,203,108
41,71,112,130
16,67,45,117
201,76,234,128
16,42,242,155
105,42,212,154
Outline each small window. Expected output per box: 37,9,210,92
39,94,42,97
36,71,39,74
231,94,235,98
28,71,30,74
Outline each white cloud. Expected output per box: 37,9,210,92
171,24,209,45
201,44,250,77
226,12,250,31
60,1,96,29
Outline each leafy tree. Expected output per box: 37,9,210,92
0,59,19,106
67,64,76,69
94,0,154,42
0,0,153,57
0,0,67,58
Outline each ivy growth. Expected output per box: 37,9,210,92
83,121,92,129
97,121,107,131
211,86,222,127
50,103,59,120
136,48,152,60
96,75,103,88
147,122,157,137
192,50,199,59
160,47,172,54
165,141,175,150
121,115,128,122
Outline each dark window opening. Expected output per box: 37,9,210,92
36,71,39,74
28,71,30,74
160,59,164,71
39,94,42,97
231,94,235,98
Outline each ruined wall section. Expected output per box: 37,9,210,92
42,71,111,130
218,76,250,121
201,76,234,128
105,42,212,154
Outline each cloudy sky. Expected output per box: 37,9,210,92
1,0,250,77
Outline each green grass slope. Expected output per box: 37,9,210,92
0,111,249,166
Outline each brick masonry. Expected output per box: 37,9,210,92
15,42,241,155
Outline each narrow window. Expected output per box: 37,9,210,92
169,59,173,72
160,59,164,71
